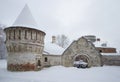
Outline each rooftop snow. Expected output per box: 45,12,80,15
11,4,45,33
94,41,114,48
44,42,65,55
13,4,38,29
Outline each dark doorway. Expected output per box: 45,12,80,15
37,60,41,66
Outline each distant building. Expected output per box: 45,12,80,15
84,35,117,53
83,35,120,66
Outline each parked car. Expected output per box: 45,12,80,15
73,60,88,68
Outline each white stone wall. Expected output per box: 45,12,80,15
102,55,120,66
7,52,36,65
43,55,61,67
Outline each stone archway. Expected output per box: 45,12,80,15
73,55,91,68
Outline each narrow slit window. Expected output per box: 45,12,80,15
9,30,11,40
36,32,37,40
31,31,32,39
14,29,15,39
19,30,21,40
25,30,27,39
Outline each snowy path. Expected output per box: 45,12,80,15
0,60,120,82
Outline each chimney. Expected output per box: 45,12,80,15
52,36,56,43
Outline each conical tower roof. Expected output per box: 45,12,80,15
13,4,38,28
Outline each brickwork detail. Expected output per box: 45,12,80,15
97,47,116,53
7,63,35,71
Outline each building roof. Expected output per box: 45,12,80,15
44,42,65,55
6,4,46,34
13,4,38,28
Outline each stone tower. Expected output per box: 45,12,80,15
4,4,46,71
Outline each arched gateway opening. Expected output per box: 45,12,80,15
73,55,90,68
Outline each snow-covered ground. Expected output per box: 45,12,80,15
0,60,120,82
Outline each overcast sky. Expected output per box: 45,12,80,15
0,0,120,50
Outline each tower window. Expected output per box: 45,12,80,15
9,30,11,40
25,30,27,39
14,29,15,39
31,31,32,39
36,32,37,40
45,57,48,62
19,30,21,40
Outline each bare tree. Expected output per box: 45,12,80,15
0,24,7,59
56,34,69,48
